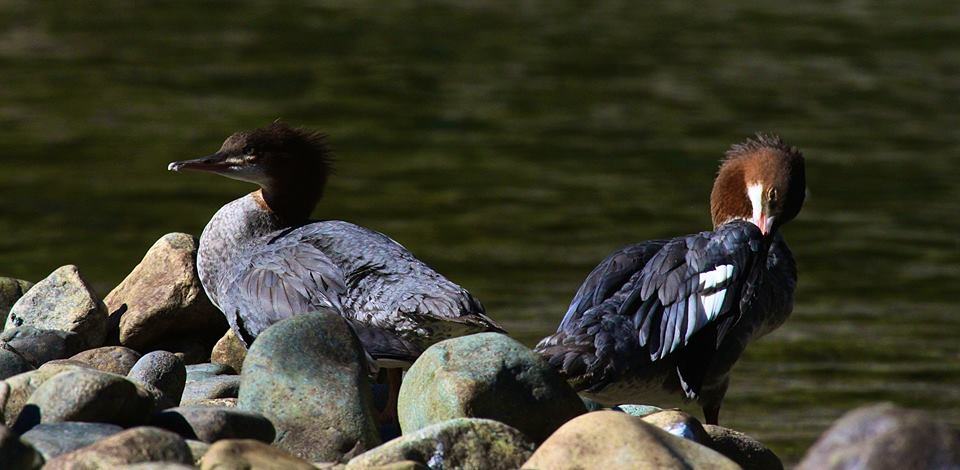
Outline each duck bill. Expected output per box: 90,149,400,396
752,213,775,236
167,153,231,173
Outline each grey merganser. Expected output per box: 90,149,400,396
535,134,806,425
168,122,504,418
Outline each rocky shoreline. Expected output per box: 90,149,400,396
0,233,957,469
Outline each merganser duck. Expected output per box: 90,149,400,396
168,122,504,418
535,134,805,425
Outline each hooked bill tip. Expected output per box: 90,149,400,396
167,162,180,172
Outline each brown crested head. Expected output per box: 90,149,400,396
710,133,805,236
169,121,333,219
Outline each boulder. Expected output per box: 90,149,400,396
21,422,124,460
398,332,585,443
186,439,210,465
127,351,186,406
105,233,226,350
185,363,234,382
0,349,33,380
180,375,240,406
1,326,86,367
210,329,246,373
0,423,43,470
522,410,739,469
0,278,33,328
191,398,237,408
346,418,534,470
798,403,960,470
641,409,709,443
68,347,141,375
6,265,108,348
42,426,192,469
149,406,275,443
704,424,783,470
18,369,154,430
199,439,315,470
238,311,380,462
0,363,86,427
116,464,195,470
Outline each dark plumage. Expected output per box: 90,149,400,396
535,134,806,425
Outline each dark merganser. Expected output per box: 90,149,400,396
535,134,805,425
168,122,504,416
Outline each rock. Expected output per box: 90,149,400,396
798,403,960,470
522,410,739,469
105,233,226,350
0,423,44,470
0,363,85,427
180,375,240,406
185,363,234,382
210,329,246,373
704,424,783,470
149,406,275,443
127,351,186,406
0,349,33,380
581,397,606,411
0,278,33,328
191,398,237,408
641,410,709,443
200,439,316,470
399,332,585,443
68,346,141,375
18,369,154,430
116,464,196,470
6,265,108,348
0,326,86,367
186,439,210,465
238,311,380,462
21,422,124,460
346,418,535,470
43,426,192,469
613,404,662,417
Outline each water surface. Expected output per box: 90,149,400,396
1,1,958,463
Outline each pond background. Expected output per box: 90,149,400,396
1,1,958,464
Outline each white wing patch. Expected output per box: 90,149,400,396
699,264,735,290
698,264,734,325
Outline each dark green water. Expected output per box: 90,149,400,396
1,1,958,463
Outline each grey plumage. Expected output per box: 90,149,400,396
198,193,502,365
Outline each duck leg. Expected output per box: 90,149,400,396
377,368,403,425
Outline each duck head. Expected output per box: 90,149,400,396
169,121,333,220
710,134,805,236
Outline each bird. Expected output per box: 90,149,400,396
167,121,504,421
534,134,805,425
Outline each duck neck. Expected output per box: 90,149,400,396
258,185,321,226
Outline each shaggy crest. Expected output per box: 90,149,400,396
723,133,803,164
243,120,334,173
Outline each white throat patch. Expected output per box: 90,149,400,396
747,183,763,222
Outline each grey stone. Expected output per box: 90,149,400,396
186,439,210,465
21,421,124,460
0,349,33,380
641,410,709,443
798,403,960,470
6,265,108,349
42,426,192,469
180,375,240,406
105,233,226,350
68,346,141,375
185,363,234,382
346,418,535,470
613,404,662,417
127,350,186,406
18,369,154,430
704,424,783,470
0,363,86,428
0,326,86,367
0,423,43,470
398,332,585,443
238,311,380,462
149,405,275,443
